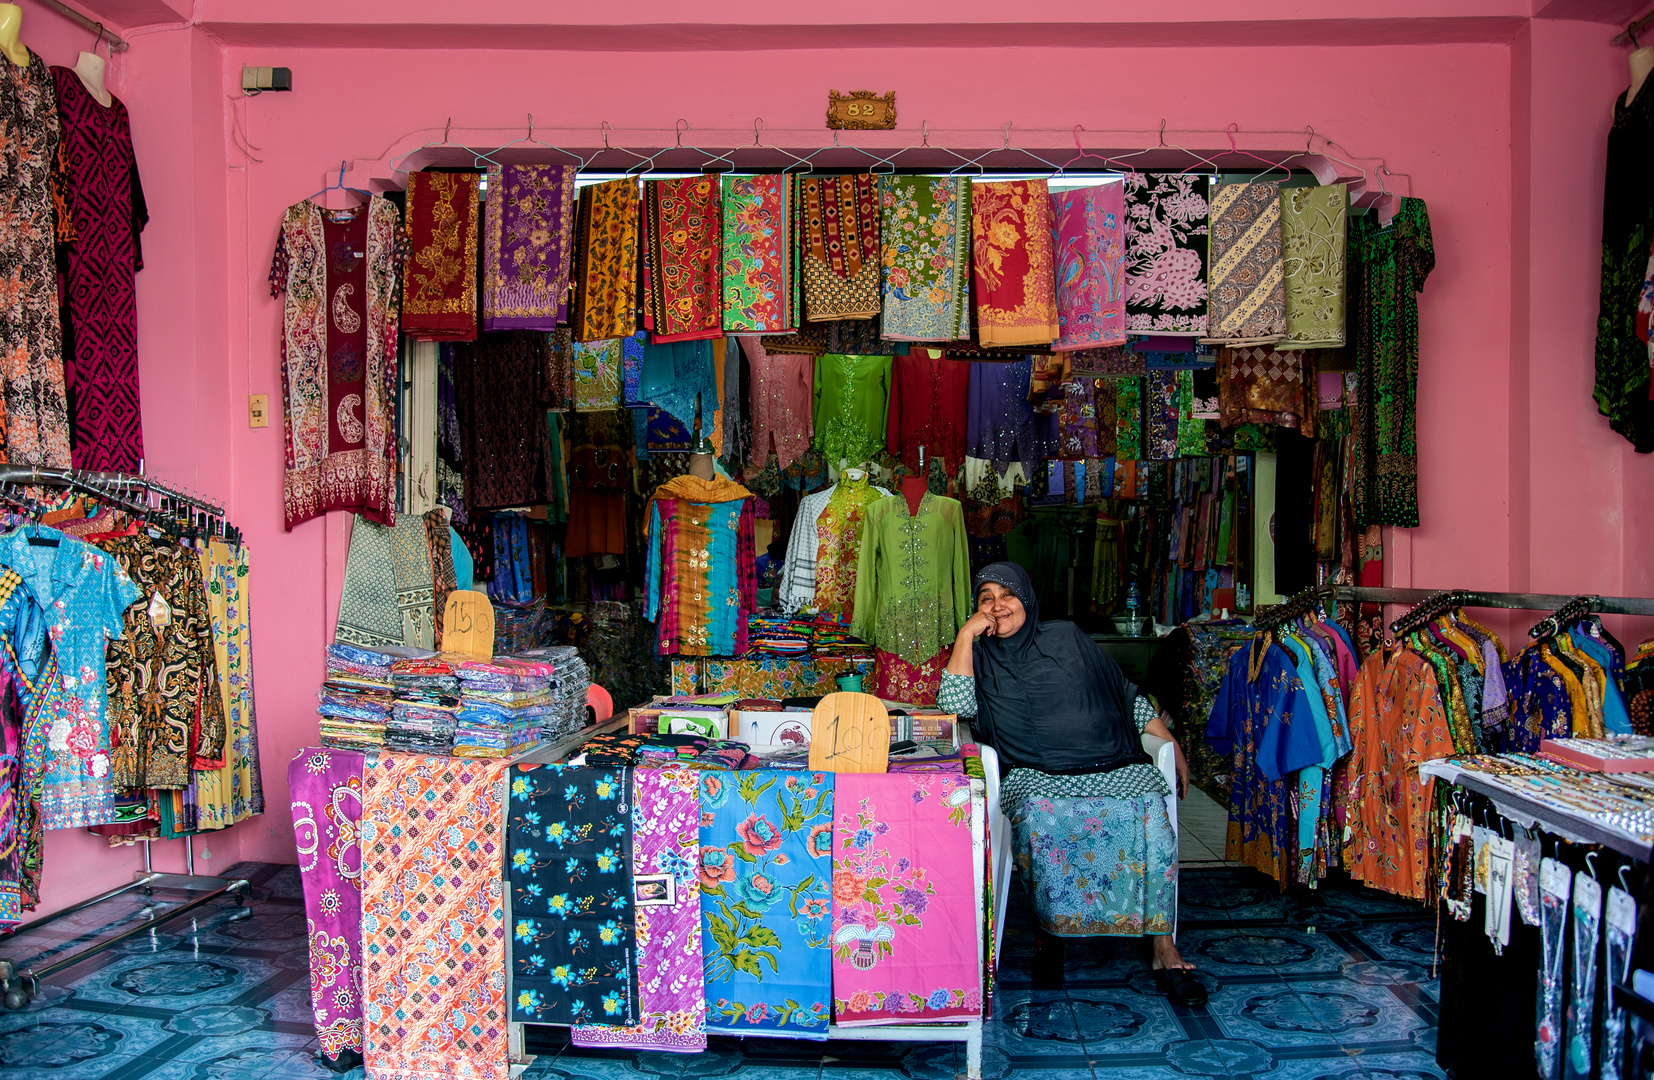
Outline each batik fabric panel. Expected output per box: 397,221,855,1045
360,753,509,1080
801,174,881,321
1218,346,1315,430
272,195,401,530
52,68,146,471
1058,377,1101,460
1174,371,1207,457
0,51,71,471
572,766,707,1052
722,175,794,333
508,764,638,1027
196,540,264,827
572,178,640,343
811,472,886,622
646,175,723,343
969,179,1058,347
289,747,365,1065
1145,371,1180,462
699,770,835,1038
1050,180,1128,351
402,172,479,341
573,339,623,411
482,164,576,331
871,647,951,708
1010,791,1177,937
1113,376,1144,462
1124,172,1209,334
1281,184,1347,348
830,772,978,1023
878,176,972,341
1203,181,1285,345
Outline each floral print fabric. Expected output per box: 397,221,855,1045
360,753,509,1080
195,540,264,828
288,747,365,1064
1009,791,1177,937
646,175,723,343
571,766,706,1051
699,769,835,1038
573,179,640,343
1124,172,1210,334
403,172,480,341
572,339,623,412
482,164,576,331
878,176,971,342
1050,181,1128,351
1282,184,1348,348
970,179,1059,347
508,764,638,1028
830,772,979,1023
722,175,795,333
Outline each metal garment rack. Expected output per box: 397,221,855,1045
0,464,247,1010
26,0,128,51
1257,583,1654,622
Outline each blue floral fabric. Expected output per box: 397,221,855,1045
697,769,834,1039
1008,791,1177,937
508,764,638,1027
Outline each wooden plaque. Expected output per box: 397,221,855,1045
442,589,495,660
827,90,896,131
808,692,890,773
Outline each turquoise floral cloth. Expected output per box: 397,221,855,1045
1009,791,1177,937
698,769,834,1038
508,764,638,1027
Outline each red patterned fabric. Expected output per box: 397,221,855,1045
402,172,479,341
873,645,951,706
645,175,722,343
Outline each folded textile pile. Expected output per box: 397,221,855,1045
576,730,647,767
635,735,749,772
746,615,812,656
319,643,395,751
517,645,592,741
387,657,459,754
453,657,557,757
806,613,874,657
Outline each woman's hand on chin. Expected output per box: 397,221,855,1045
961,611,997,640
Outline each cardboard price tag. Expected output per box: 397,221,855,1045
442,589,494,660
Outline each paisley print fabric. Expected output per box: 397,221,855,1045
402,171,480,341
800,173,881,321
646,175,723,343
289,747,365,1064
878,176,971,342
573,178,640,343
360,753,509,1080
482,164,576,331
508,764,638,1028
572,766,708,1052
831,772,979,1024
1050,180,1128,351
1124,172,1209,335
722,175,795,333
970,179,1059,347
699,770,835,1039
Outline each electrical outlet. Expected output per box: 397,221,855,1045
248,394,268,428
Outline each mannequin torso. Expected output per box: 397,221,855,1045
688,452,714,481
900,475,927,516
1628,46,1654,107
72,50,110,107
0,4,28,67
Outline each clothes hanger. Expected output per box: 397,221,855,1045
746,117,815,175
474,113,589,172
308,161,374,205
949,122,1021,176
596,120,654,175
1057,126,1129,180
387,117,463,175
1280,127,1369,187
1221,124,1292,184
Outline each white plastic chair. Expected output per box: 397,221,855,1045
975,731,1180,961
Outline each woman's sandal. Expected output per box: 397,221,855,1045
1152,966,1208,1006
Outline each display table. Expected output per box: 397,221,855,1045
669,654,874,698
1420,758,1654,862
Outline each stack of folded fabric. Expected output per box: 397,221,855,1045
386,657,460,754
318,643,395,751
518,645,592,741
746,615,812,656
807,613,874,659
452,657,556,758
635,735,750,772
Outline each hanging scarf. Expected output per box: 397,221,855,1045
482,163,576,331
969,561,1149,775
1281,184,1348,348
639,339,718,434
721,174,794,333
1203,181,1285,346
1113,376,1144,462
1124,172,1209,335
1050,180,1128,351
572,178,639,343
1217,346,1315,430
403,171,480,341
800,173,881,321
970,179,1059,347
879,175,971,342
645,175,723,343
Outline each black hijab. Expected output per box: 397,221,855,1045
970,562,1149,775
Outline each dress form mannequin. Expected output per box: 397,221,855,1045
1628,42,1654,107
73,48,110,107
688,453,714,481
900,445,928,516
0,5,28,66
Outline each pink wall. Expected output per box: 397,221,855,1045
18,0,1654,910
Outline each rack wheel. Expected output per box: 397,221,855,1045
24,977,40,1002
3,987,26,1010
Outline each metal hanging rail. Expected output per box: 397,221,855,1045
27,0,128,51
0,464,226,518
1328,585,1654,618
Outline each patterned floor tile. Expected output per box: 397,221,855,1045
1061,987,1187,1055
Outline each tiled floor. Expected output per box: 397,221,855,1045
1177,787,1236,869
0,858,1446,1079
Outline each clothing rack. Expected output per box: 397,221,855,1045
25,0,128,51
0,467,248,1010
0,463,237,540
1327,585,1654,619
1388,588,1472,636
1252,583,1336,630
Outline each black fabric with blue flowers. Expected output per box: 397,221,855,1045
507,763,638,1026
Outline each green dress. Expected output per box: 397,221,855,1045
812,353,892,467
850,492,971,667
1594,84,1654,451
1350,199,1434,528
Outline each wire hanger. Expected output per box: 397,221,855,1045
1281,127,1369,187
1057,125,1128,178
1222,124,1291,183
474,113,590,172
744,117,815,174
388,118,463,175
596,121,654,174
308,161,374,205
1156,121,1219,177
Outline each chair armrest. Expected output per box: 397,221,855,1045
1141,733,1177,793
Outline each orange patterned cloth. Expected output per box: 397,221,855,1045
970,179,1059,348
360,753,510,1080
811,474,885,621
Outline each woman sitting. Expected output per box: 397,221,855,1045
937,562,1204,1005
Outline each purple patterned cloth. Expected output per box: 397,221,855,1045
571,766,707,1052
289,747,365,1065
966,357,1059,472
1146,371,1180,461
482,164,576,331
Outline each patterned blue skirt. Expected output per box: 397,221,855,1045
1008,791,1178,937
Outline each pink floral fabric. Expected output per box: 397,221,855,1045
289,747,366,1064
1123,172,1209,335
